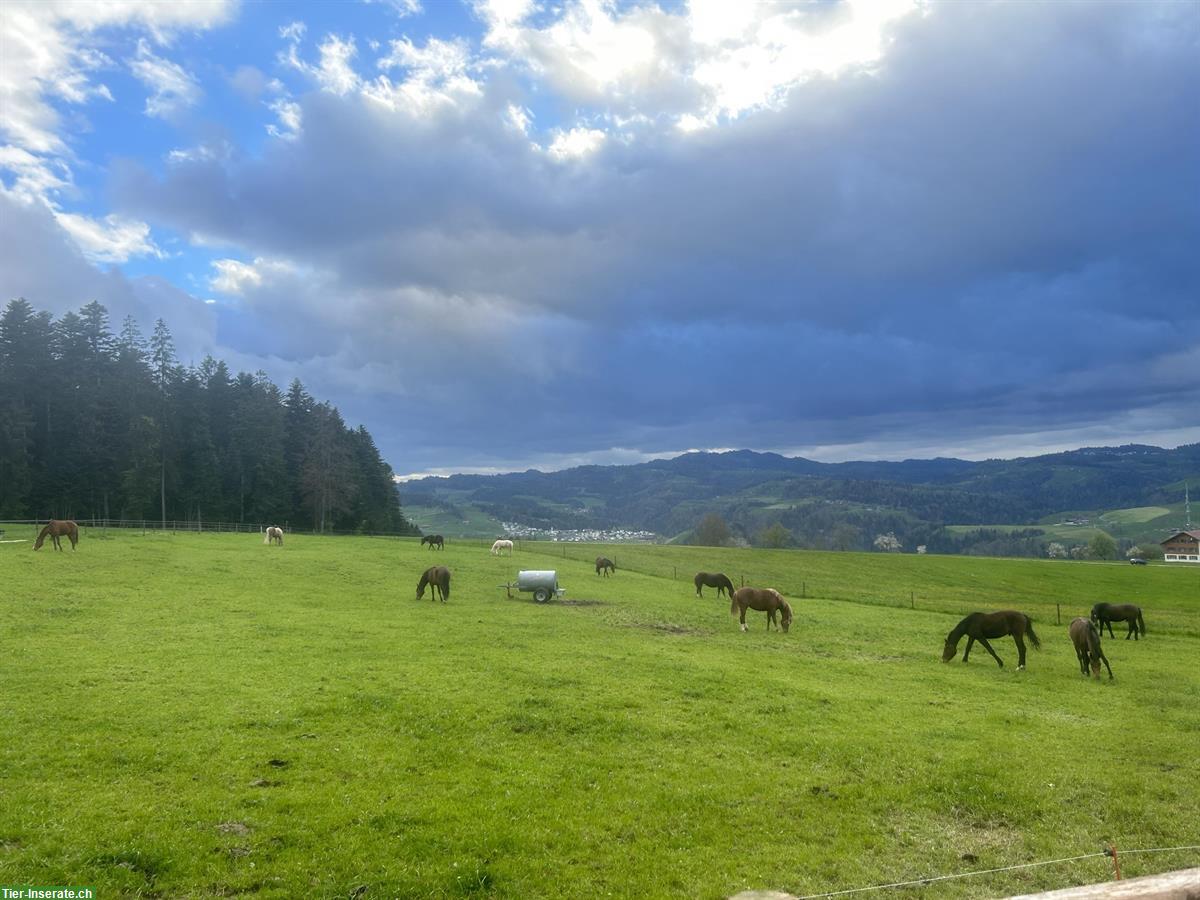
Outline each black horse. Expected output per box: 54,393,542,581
694,572,735,598
1069,617,1113,680
421,534,445,551
1090,603,1145,640
595,557,615,576
942,610,1041,670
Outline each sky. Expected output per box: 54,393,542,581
1,0,1198,479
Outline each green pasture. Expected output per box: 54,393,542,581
2,529,1198,899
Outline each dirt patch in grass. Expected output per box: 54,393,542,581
559,598,606,606
621,621,704,635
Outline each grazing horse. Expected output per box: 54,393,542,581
942,610,1041,670
416,566,451,602
731,587,792,633
491,539,514,556
694,572,735,598
1069,617,1113,680
596,557,615,576
1090,602,1145,641
263,526,283,545
33,520,78,551
421,534,445,551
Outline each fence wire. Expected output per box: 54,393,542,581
790,844,1200,899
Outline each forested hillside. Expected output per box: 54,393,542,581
403,445,1200,553
0,298,417,534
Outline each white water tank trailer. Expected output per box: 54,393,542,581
502,570,565,603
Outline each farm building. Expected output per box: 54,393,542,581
1160,530,1200,562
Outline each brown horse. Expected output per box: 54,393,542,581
421,534,445,550
942,610,1041,669
34,520,78,551
417,566,451,602
731,587,792,633
694,572,734,598
1069,617,1113,680
595,557,615,576
1090,603,1145,641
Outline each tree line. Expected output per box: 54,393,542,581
0,298,418,534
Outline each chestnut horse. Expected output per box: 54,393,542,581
1090,603,1145,641
1069,617,1113,680
694,572,734,598
34,520,78,551
942,610,1041,670
596,557,615,576
417,566,451,602
731,587,792,633
421,534,445,550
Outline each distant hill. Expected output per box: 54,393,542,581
400,444,1200,555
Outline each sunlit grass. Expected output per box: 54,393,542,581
2,530,1198,898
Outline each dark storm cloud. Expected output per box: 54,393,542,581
107,1,1200,473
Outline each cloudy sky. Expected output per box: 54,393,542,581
2,0,1197,477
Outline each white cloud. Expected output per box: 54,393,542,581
266,98,302,139
209,256,295,295
546,126,606,160
53,210,164,263
129,38,202,118
367,0,423,17
284,31,362,96
0,0,233,260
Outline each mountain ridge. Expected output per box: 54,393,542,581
400,443,1200,553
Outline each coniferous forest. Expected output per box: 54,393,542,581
0,298,417,534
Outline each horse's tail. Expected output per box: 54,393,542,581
1025,616,1041,650
1137,608,1146,636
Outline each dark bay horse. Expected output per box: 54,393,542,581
694,572,734,598
34,520,78,551
421,535,445,550
731,587,792,633
417,566,451,602
1069,617,1113,680
595,557,615,576
942,610,1040,669
1090,603,1145,640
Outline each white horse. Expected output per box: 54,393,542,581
491,539,513,556
264,526,284,546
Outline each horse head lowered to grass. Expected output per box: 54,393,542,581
731,587,792,633
33,520,78,551
942,610,1040,670
417,566,451,603
694,572,734,598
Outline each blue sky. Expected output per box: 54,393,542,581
2,0,1198,477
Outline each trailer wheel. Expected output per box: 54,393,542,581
533,587,551,603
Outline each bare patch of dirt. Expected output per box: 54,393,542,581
559,598,606,606
622,621,703,635
216,822,250,835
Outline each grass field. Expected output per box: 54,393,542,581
2,528,1198,899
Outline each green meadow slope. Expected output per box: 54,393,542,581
2,529,1198,898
